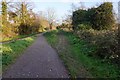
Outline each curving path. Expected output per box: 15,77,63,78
3,34,69,78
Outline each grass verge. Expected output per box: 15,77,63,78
1,35,37,72
44,30,120,78
1,32,41,43
44,30,58,47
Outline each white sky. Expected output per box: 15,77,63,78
0,0,120,23
2,0,120,2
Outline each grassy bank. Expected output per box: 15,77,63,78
1,35,37,72
44,30,120,78
44,30,58,47
1,32,41,43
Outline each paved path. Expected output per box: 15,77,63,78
3,34,69,78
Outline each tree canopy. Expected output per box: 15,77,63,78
72,2,115,31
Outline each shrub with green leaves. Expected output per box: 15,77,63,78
72,2,115,31
76,29,119,66
92,2,115,30
77,23,92,30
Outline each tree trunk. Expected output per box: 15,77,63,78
50,23,52,30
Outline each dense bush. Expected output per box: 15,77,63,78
76,29,119,66
71,2,118,66
18,21,39,35
1,23,16,39
72,2,115,31
1,1,47,42
77,23,92,30
57,23,72,31
72,9,91,31
92,2,115,30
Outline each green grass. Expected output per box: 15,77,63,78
44,30,120,78
1,35,37,72
44,30,58,46
1,32,40,42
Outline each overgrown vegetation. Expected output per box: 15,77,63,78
1,35,36,71
44,2,119,78
72,2,115,30
76,29,119,65
71,2,119,66
1,1,119,78
44,30,120,78
1,1,55,42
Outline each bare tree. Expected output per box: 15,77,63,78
46,8,56,30
37,11,49,31
62,14,72,30
9,1,34,23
